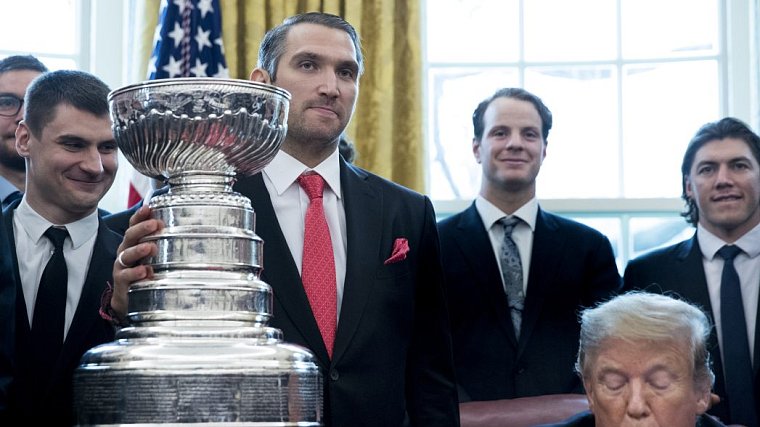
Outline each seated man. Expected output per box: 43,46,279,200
540,292,724,427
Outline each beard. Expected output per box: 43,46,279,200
0,140,25,172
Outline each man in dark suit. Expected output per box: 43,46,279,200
110,12,459,427
624,117,760,427
438,88,621,402
0,70,120,424
537,292,726,427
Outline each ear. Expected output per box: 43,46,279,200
684,175,694,199
15,121,31,158
472,138,482,164
250,68,271,84
583,379,595,413
694,389,711,415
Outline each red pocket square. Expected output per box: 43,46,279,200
384,238,409,265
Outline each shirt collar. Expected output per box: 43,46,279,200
263,148,342,199
15,198,99,249
0,175,19,201
475,195,538,232
697,221,760,259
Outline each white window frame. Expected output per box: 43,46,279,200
424,0,760,264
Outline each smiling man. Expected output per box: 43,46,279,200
438,88,621,403
0,70,121,424
624,117,760,427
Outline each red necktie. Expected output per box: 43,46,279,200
298,172,337,358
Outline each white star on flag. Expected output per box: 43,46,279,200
195,28,212,52
190,58,208,77
162,55,183,77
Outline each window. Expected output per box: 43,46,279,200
0,0,82,70
424,0,758,267
0,0,133,213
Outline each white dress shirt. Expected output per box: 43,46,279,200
13,197,99,338
262,148,347,320
697,222,760,363
475,196,538,295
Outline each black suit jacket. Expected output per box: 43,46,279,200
1,201,119,424
0,206,15,413
437,202,621,401
233,159,459,427
623,233,760,425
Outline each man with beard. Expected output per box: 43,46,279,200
0,56,47,209
108,12,459,427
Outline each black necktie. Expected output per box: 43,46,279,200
31,227,69,359
717,245,758,427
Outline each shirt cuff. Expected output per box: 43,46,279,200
99,281,129,328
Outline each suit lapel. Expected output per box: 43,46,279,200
4,202,29,336
517,209,562,357
456,203,518,347
675,236,728,393
58,220,119,366
242,173,331,365
331,161,382,364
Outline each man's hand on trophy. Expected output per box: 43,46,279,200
110,205,164,320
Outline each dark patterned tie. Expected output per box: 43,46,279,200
31,227,69,361
298,173,337,358
499,217,524,339
717,245,758,427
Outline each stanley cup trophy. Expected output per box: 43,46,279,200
73,78,322,425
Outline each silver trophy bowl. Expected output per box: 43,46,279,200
73,78,322,426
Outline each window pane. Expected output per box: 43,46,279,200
621,61,719,198
524,0,617,62
525,66,620,198
0,0,79,55
629,216,692,260
427,67,519,200
37,57,79,71
621,0,719,59
426,0,519,63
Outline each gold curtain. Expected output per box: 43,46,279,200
136,0,424,192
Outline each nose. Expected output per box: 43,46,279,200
625,381,650,419
80,147,105,175
715,164,734,187
14,108,24,124
504,135,524,151
317,70,340,98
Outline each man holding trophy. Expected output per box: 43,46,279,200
110,12,459,427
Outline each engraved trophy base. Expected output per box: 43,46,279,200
74,327,322,426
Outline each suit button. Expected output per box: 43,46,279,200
330,369,339,381
517,367,526,375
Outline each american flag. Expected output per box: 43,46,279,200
128,0,229,207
